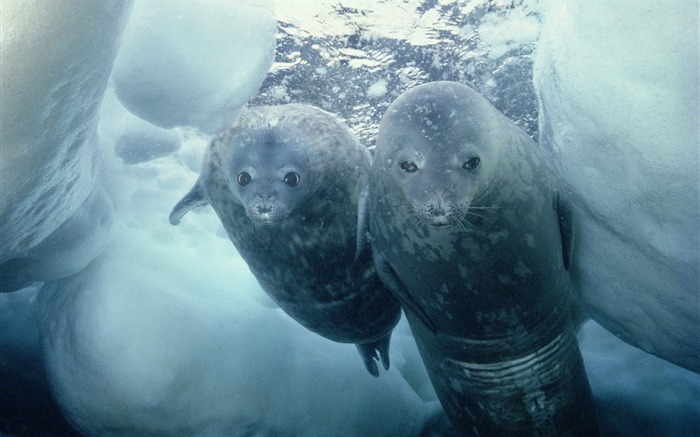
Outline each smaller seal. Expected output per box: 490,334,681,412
369,82,598,433
170,104,401,376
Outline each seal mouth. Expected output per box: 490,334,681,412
429,216,453,228
254,219,274,226
246,209,279,225
247,201,284,224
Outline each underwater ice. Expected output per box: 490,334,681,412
1,0,698,435
535,0,700,372
0,1,131,287
111,0,276,134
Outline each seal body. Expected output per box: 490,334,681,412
171,104,400,376
369,82,598,434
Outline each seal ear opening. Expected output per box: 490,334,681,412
169,181,208,225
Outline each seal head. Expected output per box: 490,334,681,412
378,87,501,231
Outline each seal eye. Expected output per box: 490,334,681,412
400,161,418,173
237,171,252,186
463,157,480,170
283,171,301,187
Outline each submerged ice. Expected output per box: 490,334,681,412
535,0,700,372
111,0,276,134
0,1,132,290
1,0,698,435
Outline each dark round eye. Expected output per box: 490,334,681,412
463,157,480,170
237,171,252,186
400,161,418,173
283,171,301,187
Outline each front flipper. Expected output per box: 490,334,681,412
374,255,437,334
169,180,208,225
555,192,575,271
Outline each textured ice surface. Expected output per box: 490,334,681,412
0,1,131,263
100,88,183,165
111,0,276,134
534,0,700,372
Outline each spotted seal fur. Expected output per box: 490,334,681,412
171,104,401,376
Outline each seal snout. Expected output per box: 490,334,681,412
426,203,452,228
248,193,279,223
423,188,456,228
254,205,274,222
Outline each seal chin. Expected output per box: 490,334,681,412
253,218,274,226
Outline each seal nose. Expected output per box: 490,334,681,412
428,202,447,217
255,204,272,214
428,204,451,228
252,193,276,221
254,193,276,204
426,189,453,228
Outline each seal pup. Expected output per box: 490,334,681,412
170,104,401,376
369,82,598,434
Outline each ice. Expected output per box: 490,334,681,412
0,1,131,267
99,87,183,165
0,187,114,292
477,2,540,59
113,122,182,165
534,0,700,372
110,0,276,134
578,321,700,436
367,79,389,98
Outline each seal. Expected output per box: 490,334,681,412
368,82,599,434
170,104,401,376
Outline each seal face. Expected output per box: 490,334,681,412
369,82,598,433
171,104,400,376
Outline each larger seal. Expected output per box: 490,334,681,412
170,104,400,376
368,82,598,434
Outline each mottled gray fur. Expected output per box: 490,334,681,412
369,82,598,434
171,105,400,376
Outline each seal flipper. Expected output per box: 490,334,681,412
169,181,208,225
555,192,575,271
356,342,380,377
374,256,438,334
375,332,392,371
355,331,393,377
